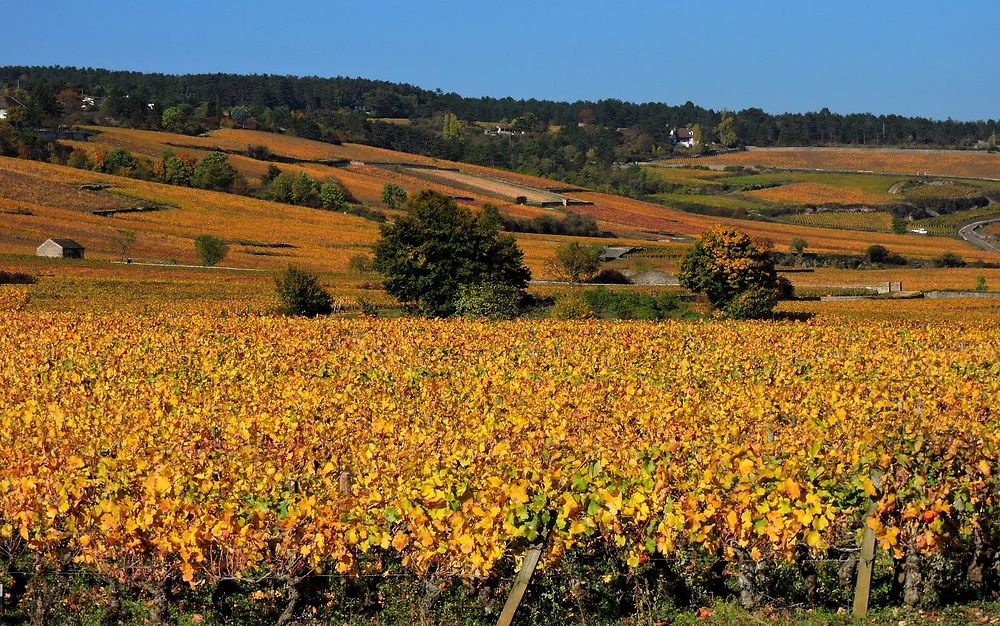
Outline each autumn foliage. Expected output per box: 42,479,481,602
0,311,997,599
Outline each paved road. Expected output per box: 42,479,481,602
958,215,1000,254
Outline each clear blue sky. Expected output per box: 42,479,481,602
5,0,998,121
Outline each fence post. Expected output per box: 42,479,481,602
496,530,550,626
339,471,352,497
852,469,884,618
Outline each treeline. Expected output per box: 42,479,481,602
479,203,614,237
54,142,386,221
2,65,998,201
2,66,997,146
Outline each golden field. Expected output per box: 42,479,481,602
744,182,890,206
2,311,997,585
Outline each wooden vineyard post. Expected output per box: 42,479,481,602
339,471,352,497
496,530,550,626
852,469,883,618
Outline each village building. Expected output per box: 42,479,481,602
484,125,519,136
670,127,696,148
600,246,644,262
36,238,86,259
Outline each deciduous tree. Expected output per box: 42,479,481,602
679,226,780,319
373,190,530,316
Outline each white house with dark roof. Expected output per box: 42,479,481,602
37,239,86,259
670,127,696,148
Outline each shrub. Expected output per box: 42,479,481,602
776,276,795,300
865,244,889,264
976,276,988,292
788,238,808,254
275,267,333,317
722,286,780,320
579,287,691,320
453,283,523,320
246,144,273,160
588,269,631,284
934,252,966,268
0,270,37,285
549,293,594,320
194,235,229,266
347,254,373,273
67,149,93,170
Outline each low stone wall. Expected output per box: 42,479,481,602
924,291,1000,299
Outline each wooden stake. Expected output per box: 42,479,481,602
496,532,549,626
852,469,883,618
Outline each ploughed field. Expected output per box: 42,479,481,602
1,310,996,589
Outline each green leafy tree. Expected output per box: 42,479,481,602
261,164,282,184
290,172,318,206
373,190,531,316
717,112,738,148
158,151,195,186
275,267,333,317
98,148,138,176
320,182,349,211
191,151,238,191
264,172,294,203
442,112,464,142
194,235,229,266
161,106,186,133
381,183,407,209
548,241,602,284
678,226,780,319
229,105,251,128
975,276,988,292
691,124,705,146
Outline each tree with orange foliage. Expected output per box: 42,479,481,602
679,226,781,319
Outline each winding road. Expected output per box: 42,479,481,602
958,215,1000,254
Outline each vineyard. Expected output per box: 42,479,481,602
743,182,891,206
1,310,998,621
780,211,893,232
673,147,1000,181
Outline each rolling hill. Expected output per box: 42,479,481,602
1,127,998,283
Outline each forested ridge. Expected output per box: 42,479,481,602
2,66,997,198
